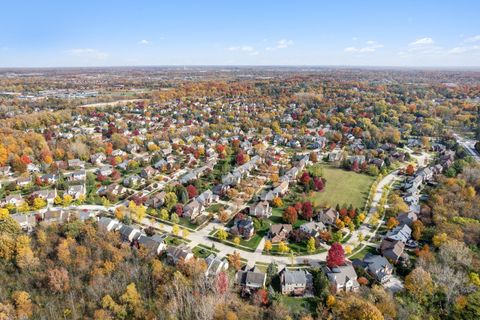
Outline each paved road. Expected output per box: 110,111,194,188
453,133,480,162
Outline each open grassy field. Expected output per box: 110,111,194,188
308,163,375,209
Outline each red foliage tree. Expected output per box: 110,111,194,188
186,185,198,199
339,207,348,217
283,206,298,225
327,242,346,268
20,155,32,165
294,202,303,213
216,272,229,294
175,204,184,216
352,160,359,172
300,171,311,187
313,177,324,191
301,202,314,220
235,152,246,165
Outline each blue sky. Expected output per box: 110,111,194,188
1,0,479,67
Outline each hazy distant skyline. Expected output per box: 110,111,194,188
1,0,479,67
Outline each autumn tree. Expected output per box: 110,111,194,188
326,243,345,268
283,206,298,225
405,267,434,301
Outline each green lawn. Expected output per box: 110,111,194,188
278,296,320,315
307,164,375,210
349,245,378,260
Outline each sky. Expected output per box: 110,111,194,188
1,0,479,67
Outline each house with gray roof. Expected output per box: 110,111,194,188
325,263,359,293
235,266,266,293
386,224,412,243
280,268,312,296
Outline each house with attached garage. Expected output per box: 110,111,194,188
280,268,312,296
231,218,255,239
136,234,167,255
165,244,194,264
3,195,25,207
68,159,85,169
98,217,121,232
269,224,292,243
386,224,412,243
67,184,86,199
299,221,326,237
90,153,106,166
235,266,266,295
353,254,393,283
325,263,359,293
68,170,86,181
249,201,272,219
11,213,37,232
204,254,229,277
16,176,32,187
196,189,219,206
317,208,339,226
118,225,142,243
32,189,57,205
145,191,166,208
379,238,406,264
183,199,204,220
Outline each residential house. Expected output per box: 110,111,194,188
32,189,57,205
140,166,157,179
67,184,86,199
97,165,113,176
379,238,406,264
98,217,121,232
354,254,393,283
123,174,145,187
325,263,359,293
205,254,229,277
11,214,37,232
137,234,167,255
269,224,293,243
165,244,194,264
231,218,255,239
397,212,418,226
0,166,12,176
272,181,289,197
280,268,312,296
249,201,272,219
386,224,412,243
119,225,142,242
183,199,204,220
3,195,25,207
145,191,166,208
16,176,32,187
41,173,58,184
90,153,106,165
299,221,326,238
317,208,339,226
196,190,219,206
235,266,266,294
68,159,85,169
68,170,86,181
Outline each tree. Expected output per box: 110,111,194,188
344,245,352,255
278,241,289,253
164,192,178,211
301,202,314,220
272,197,283,208
264,240,272,253
15,235,39,270
283,206,298,225
62,194,73,207
182,228,189,238
326,243,345,268
119,283,143,317
332,296,383,320
432,232,448,247
300,171,311,189
186,185,198,199
411,220,424,240
405,267,434,301
170,213,180,224
33,197,47,210
12,291,33,319
307,237,316,253
172,224,180,236
406,164,415,176
266,261,278,285
233,237,240,246
386,217,399,230
228,251,242,270
217,229,228,241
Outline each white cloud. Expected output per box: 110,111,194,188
138,39,151,45
344,41,383,53
66,48,109,60
276,39,293,49
464,35,480,43
448,45,480,54
228,45,254,52
409,37,434,46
